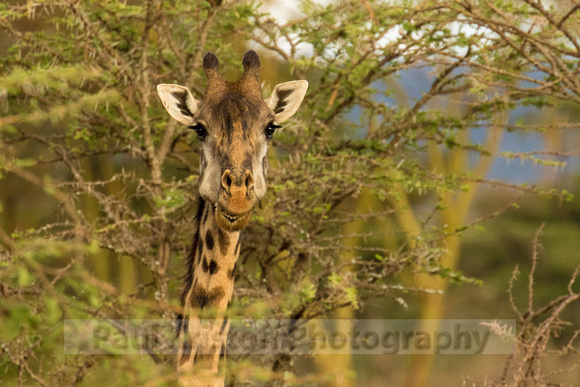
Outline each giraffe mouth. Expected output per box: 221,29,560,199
221,210,239,223
215,204,252,231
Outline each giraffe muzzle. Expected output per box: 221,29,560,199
215,168,256,231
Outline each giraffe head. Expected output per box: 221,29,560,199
158,51,308,231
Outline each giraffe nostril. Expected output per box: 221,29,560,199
244,171,254,191
222,169,254,194
221,169,233,193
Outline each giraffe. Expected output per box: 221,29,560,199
157,50,308,386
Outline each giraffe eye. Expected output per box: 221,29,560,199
189,123,207,140
264,122,281,140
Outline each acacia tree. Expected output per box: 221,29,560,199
1,0,579,385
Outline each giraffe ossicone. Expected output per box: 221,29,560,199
157,50,308,385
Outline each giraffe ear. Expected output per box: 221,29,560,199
265,80,308,123
157,84,200,125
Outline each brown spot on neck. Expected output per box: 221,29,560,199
209,259,219,275
205,230,214,251
218,227,230,255
190,286,226,309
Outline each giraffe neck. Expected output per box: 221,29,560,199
177,196,240,386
